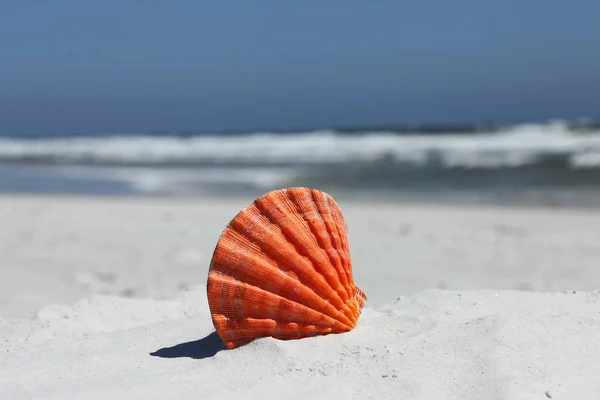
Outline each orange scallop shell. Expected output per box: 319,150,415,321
206,187,367,349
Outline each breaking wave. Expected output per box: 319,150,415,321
1,121,600,170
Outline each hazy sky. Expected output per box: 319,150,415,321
1,1,599,135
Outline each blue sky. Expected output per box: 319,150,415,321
1,1,599,135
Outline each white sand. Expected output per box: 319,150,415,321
1,195,600,399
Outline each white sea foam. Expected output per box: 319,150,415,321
1,122,600,169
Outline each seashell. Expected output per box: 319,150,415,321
207,187,367,349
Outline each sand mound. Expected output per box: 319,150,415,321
1,288,599,399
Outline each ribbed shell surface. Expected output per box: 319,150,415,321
207,187,367,349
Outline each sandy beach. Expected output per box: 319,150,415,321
1,194,599,399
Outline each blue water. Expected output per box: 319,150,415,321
2,120,600,206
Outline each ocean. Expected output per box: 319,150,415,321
2,120,600,206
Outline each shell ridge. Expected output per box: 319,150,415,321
328,193,354,287
330,198,351,258
323,192,362,319
209,250,353,329
208,271,353,330
251,196,329,288
310,189,353,301
251,197,355,326
309,189,349,291
225,217,299,279
285,188,351,305
225,205,351,325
